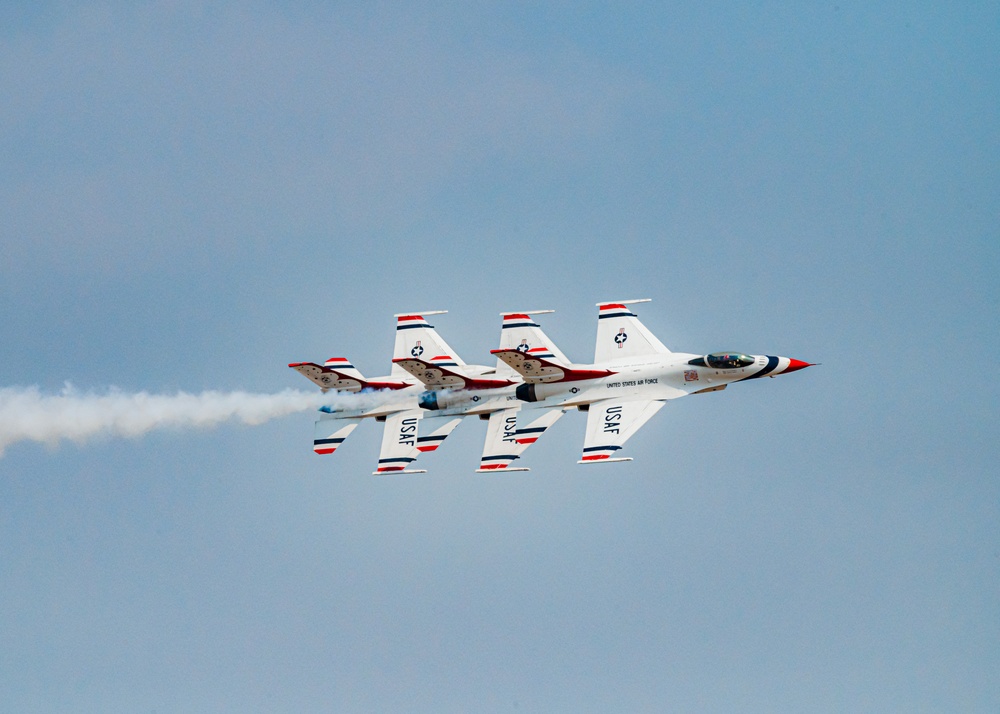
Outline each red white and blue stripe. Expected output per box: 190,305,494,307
478,454,521,470
525,347,557,360
324,357,355,369
376,456,417,472
514,424,550,445
501,313,540,329
396,315,433,330
429,354,460,367
598,304,636,319
580,445,623,461
416,434,448,452
313,436,346,455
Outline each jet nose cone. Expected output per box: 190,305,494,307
784,358,813,373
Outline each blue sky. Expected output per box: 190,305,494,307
2,2,998,711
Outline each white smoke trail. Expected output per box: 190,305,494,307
0,384,409,457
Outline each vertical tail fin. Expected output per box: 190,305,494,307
594,300,671,363
391,311,464,378
495,311,570,377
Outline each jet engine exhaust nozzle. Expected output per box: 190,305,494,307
418,391,441,410
515,383,538,403
419,390,491,411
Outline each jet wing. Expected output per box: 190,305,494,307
392,357,516,390
491,348,614,384
578,398,665,464
313,416,362,455
477,407,527,472
477,406,567,472
374,409,426,474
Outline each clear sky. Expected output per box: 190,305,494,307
2,2,998,712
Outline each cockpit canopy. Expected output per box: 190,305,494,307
701,352,755,369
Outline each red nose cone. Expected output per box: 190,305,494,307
785,358,813,373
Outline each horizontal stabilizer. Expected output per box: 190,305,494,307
576,457,633,465
322,357,364,379
514,407,567,445
417,415,464,453
491,349,614,384
372,469,427,475
476,467,530,473
289,361,408,392
290,362,364,391
313,417,362,455
393,357,516,390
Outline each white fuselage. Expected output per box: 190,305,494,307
320,353,797,420
521,353,797,408
317,374,522,421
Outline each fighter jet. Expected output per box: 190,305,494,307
492,299,812,464
399,311,571,472
290,311,572,474
290,311,486,474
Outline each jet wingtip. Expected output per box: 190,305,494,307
595,298,652,307
577,457,634,465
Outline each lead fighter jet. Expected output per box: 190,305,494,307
492,299,812,464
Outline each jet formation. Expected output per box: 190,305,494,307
289,300,812,474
